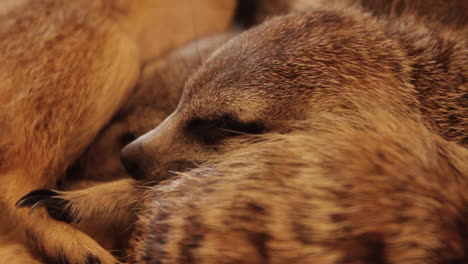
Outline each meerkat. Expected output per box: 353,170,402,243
15,0,467,263
0,0,236,264
125,111,467,264
116,4,466,180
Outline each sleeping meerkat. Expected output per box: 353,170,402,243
126,111,467,264
16,0,467,263
119,4,466,181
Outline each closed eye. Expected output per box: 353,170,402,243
185,114,264,145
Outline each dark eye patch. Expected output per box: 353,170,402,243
185,114,264,145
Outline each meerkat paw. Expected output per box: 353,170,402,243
17,179,141,227
16,189,76,223
15,179,143,263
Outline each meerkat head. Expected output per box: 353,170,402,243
121,10,411,180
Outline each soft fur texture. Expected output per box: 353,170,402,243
3,0,467,263
129,111,467,264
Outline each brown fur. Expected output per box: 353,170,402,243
120,4,466,180
128,111,468,264
123,2,465,263
254,0,468,29
7,0,467,263
0,1,235,263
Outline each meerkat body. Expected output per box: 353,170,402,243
0,2,143,263
0,1,235,263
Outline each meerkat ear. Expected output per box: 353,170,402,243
234,0,259,28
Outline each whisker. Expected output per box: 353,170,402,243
216,127,260,136
167,170,181,175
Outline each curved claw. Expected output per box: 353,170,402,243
15,189,59,207
16,189,76,224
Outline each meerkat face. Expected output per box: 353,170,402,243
121,10,410,180
119,25,310,180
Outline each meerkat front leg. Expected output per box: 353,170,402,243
17,179,143,229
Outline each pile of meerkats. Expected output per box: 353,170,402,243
0,0,466,263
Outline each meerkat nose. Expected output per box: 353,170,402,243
120,145,145,180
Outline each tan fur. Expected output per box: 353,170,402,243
5,0,466,263
0,243,43,264
12,34,237,260
0,1,235,263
